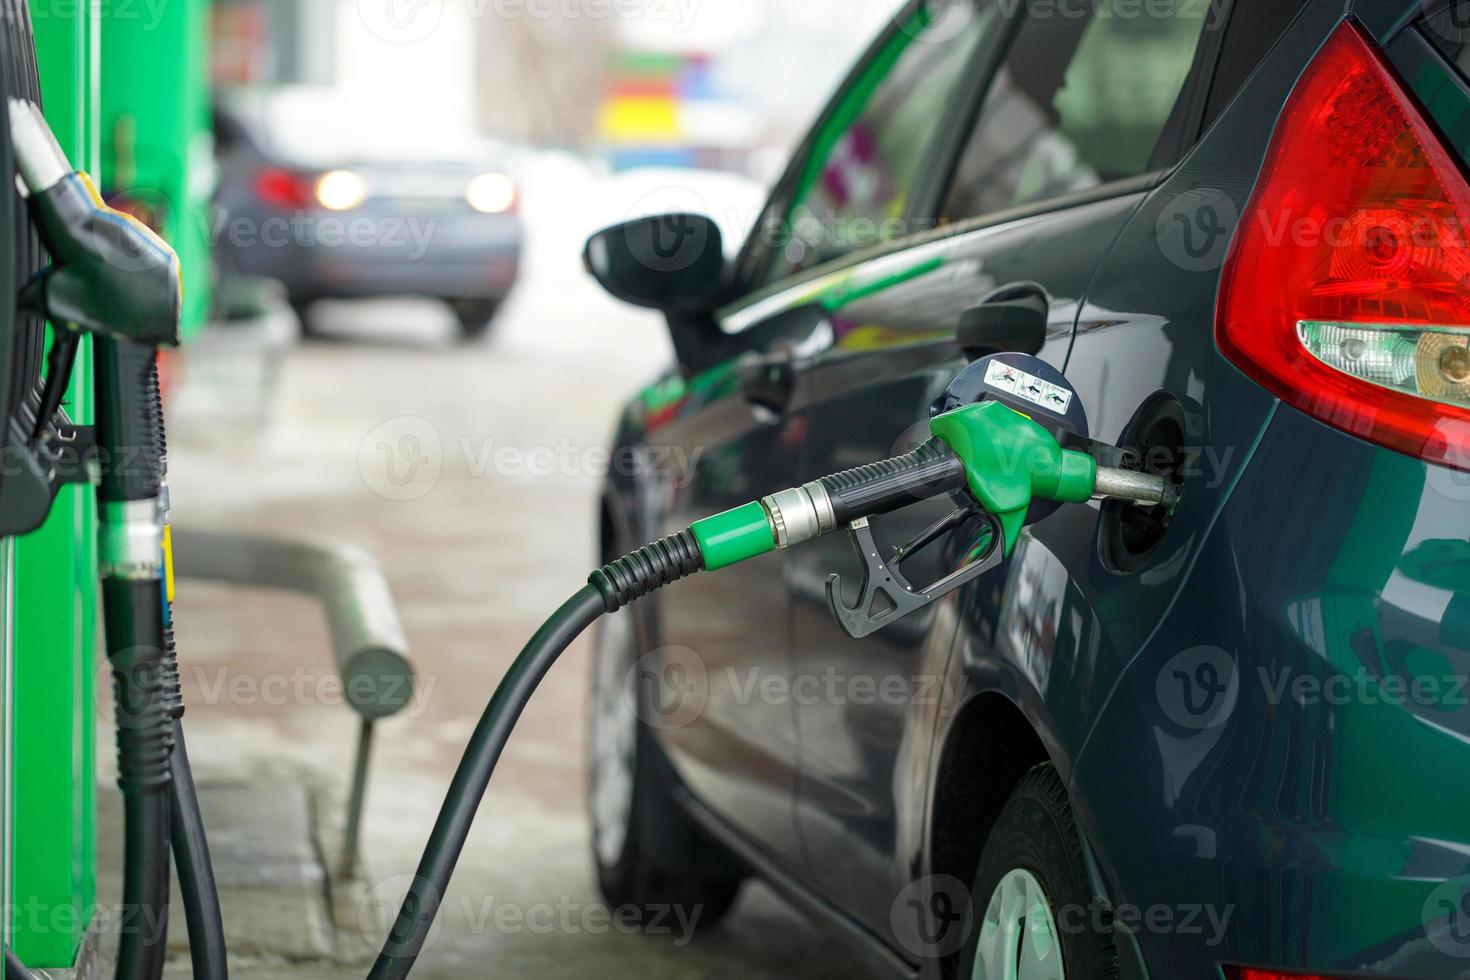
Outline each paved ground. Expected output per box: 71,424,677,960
93,257,867,979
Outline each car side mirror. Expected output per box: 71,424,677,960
583,213,724,315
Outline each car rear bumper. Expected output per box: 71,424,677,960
1074,402,1470,979
223,206,523,301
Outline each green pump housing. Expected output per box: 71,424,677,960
10,6,103,971
6,1,213,972
100,0,212,338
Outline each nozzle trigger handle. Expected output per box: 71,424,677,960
825,510,1003,639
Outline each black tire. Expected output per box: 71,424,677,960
449,298,502,341
291,297,321,339
957,764,1118,980
587,604,742,932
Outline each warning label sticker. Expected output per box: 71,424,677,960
983,360,1073,414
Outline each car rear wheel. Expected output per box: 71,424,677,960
958,764,1118,980
291,297,322,339
587,604,742,931
448,298,502,341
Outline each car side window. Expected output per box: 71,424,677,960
942,1,1212,222
751,1,995,288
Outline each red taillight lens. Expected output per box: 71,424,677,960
1223,969,1344,980
1217,22,1470,470
255,167,313,210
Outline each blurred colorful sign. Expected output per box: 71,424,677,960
600,50,747,169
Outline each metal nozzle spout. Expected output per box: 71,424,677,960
1094,466,1180,509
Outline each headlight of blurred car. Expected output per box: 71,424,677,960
316,169,368,211
466,172,516,214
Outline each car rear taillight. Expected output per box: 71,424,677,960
1217,22,1470,470
255,167,313,210
1223,968,1353,980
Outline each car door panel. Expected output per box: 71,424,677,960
647,373,809,871
648,0,1008,883
782,192,1147,944
647,0,1216,923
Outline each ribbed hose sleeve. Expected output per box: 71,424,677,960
588,529,703,611
94,338,163,502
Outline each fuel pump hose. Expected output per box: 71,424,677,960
367,400,1174,979
155,365,231,980
95,339,174,980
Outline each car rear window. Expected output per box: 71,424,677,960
1421,1,1470,84
1200,0,1311,128
942,2,1211,222
756,1,994,285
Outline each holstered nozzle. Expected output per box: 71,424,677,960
23,174,181,347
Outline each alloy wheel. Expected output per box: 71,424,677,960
972,868,1066,980
588,607,637,867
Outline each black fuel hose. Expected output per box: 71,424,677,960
365,447,965,977
367,585,608,980
153,350,229,980
170,723,229,979
101,578,172,980
95,339,171,980
165,625,230,980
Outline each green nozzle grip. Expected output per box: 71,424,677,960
930,401,1097,555
691,502,775,571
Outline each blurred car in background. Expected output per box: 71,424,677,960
212,92,524,341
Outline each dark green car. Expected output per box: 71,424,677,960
586,1,1470,977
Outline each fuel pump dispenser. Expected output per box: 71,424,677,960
6,98,225,980
2,103,1178,980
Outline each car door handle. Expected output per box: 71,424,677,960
957,283,1050,361
738,345,800,413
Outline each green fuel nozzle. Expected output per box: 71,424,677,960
691,400,1175,565
929,399,1182,554
593,400,1178,638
